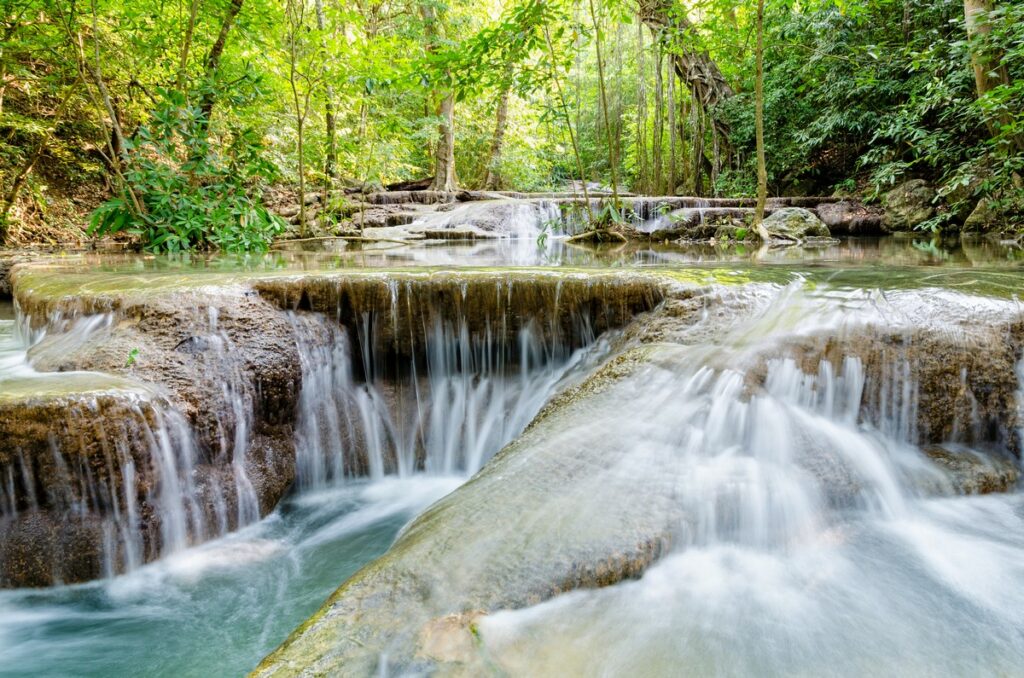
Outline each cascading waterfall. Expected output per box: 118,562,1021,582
408,199,561,240
0,309,263,583
205,307,260,528
290,308,605,488
474,288,1024,675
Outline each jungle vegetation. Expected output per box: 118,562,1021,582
0,0,1021,249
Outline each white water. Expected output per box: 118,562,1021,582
407,199,561,240
470,285,1024,676
291,311,610,486
0,475,460,678
3,259,1024,676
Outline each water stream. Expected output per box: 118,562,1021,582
1,238,1024,676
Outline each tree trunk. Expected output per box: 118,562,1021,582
431,93,457,192
199,0,244,122
420,2,457,193
484,85,511,190
542,25,591,209
653,36,664,194
588,0,619,202
314,0,337,187
176,0,202,91
286,0,308,236
753,0,770,242
668,69,677,195
692,103,704,197
964,0,1018,149
636,20,648,194
639,0,734,145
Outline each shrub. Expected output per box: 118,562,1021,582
89,92,284,252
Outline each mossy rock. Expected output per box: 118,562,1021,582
762,207,831,240
882,179,936,230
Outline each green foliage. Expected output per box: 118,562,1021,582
4,0,1024,244
717,0,1023,230
89,94,284,252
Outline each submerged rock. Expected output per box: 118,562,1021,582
921,444,1019,495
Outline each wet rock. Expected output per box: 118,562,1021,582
761,207,831,241
922,445,1018,495
649,208,751,241
3,280,313,586
883,179,936,230
253,270,666,362
815,200,886,235
415,612,486,665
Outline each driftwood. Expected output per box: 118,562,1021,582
566,228,629,244
385,177,433,192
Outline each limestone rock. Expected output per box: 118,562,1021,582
761,207,831,241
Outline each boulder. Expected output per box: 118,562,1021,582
815,200,886,235
963,197,1001,234
761,207,831,241
882,179,936,230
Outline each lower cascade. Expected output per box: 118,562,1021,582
1,257,1024,677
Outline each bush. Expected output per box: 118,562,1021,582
89,92,284,252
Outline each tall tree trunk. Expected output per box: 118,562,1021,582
420,2,457,192
176,0,201,91
636,20,648,194
543,25,591,209
587,0,619,202
692,103,704,196
431,93,457,192
668,69,677,195
286,0,308,235
639,0,734,147
653,36,664,194
678,91,689,192
964,0,1017,149
314,0,337,187
484,85,511,190
753,0,770,242
199,0,244,122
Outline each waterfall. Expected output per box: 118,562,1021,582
407,199,561,240
0,310,263,583
470,286,1024,675
289,308,605,488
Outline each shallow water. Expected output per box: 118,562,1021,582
0,476,462,677
2,235,1024,676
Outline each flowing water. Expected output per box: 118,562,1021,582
2,237,1024,676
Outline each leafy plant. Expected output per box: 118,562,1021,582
89,93,284,252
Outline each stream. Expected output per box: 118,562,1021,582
1,236,1024,676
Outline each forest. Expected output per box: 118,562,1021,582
0,0,1021,250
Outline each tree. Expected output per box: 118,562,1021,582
753,0,769,241
421,1,457,192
